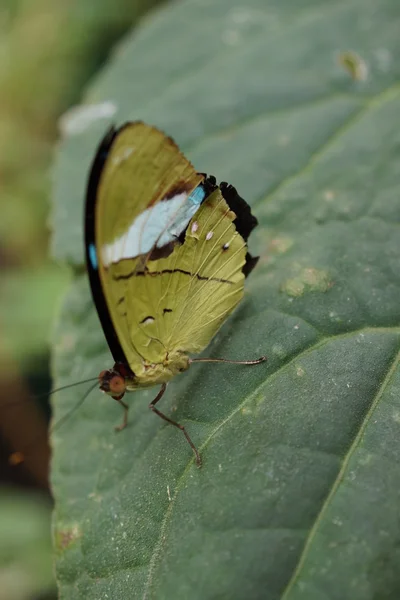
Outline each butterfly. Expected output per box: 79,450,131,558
85,122,266,466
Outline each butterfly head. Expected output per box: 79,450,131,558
98,363,135,399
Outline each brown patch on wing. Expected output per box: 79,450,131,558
163,177,202,200
146,175,202,208
148,240,177,260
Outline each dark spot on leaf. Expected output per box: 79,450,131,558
55,525,81,551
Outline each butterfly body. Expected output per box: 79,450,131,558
100,350,190,396
85,122,265,463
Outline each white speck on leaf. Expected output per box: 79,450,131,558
59,101,118,135
348,470,356,481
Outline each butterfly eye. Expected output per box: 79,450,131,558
109,375,126,396
98,370,126,396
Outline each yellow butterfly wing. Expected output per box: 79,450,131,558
86,122,203,373
86,123,258,386
97,121,203,247
110,187,249,362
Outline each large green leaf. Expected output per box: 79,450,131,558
51,0,400,598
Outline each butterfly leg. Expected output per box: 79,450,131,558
190,355,267,365
113,396,129,432
149,383,202,468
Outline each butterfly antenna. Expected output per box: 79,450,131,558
50,380,99,434
9,380,99,466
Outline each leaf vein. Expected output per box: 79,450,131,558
254,82,400,209
280,345,400,599
141,327,400,598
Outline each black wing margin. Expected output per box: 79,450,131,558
85,125,128,364
204,177,259,278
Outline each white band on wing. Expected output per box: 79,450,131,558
102,185,206,265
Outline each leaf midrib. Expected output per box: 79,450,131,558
281,346,400,598
141,326,400,599
253,83,400,210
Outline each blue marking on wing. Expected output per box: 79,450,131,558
188,184,206,206
88,243,98,270
106,183,209,261
157,184,206,246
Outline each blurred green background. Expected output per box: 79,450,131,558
0,1,161,597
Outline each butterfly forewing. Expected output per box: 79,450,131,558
96,122,203,249
94,122,203,372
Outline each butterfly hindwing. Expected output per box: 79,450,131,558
108,187,247,367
